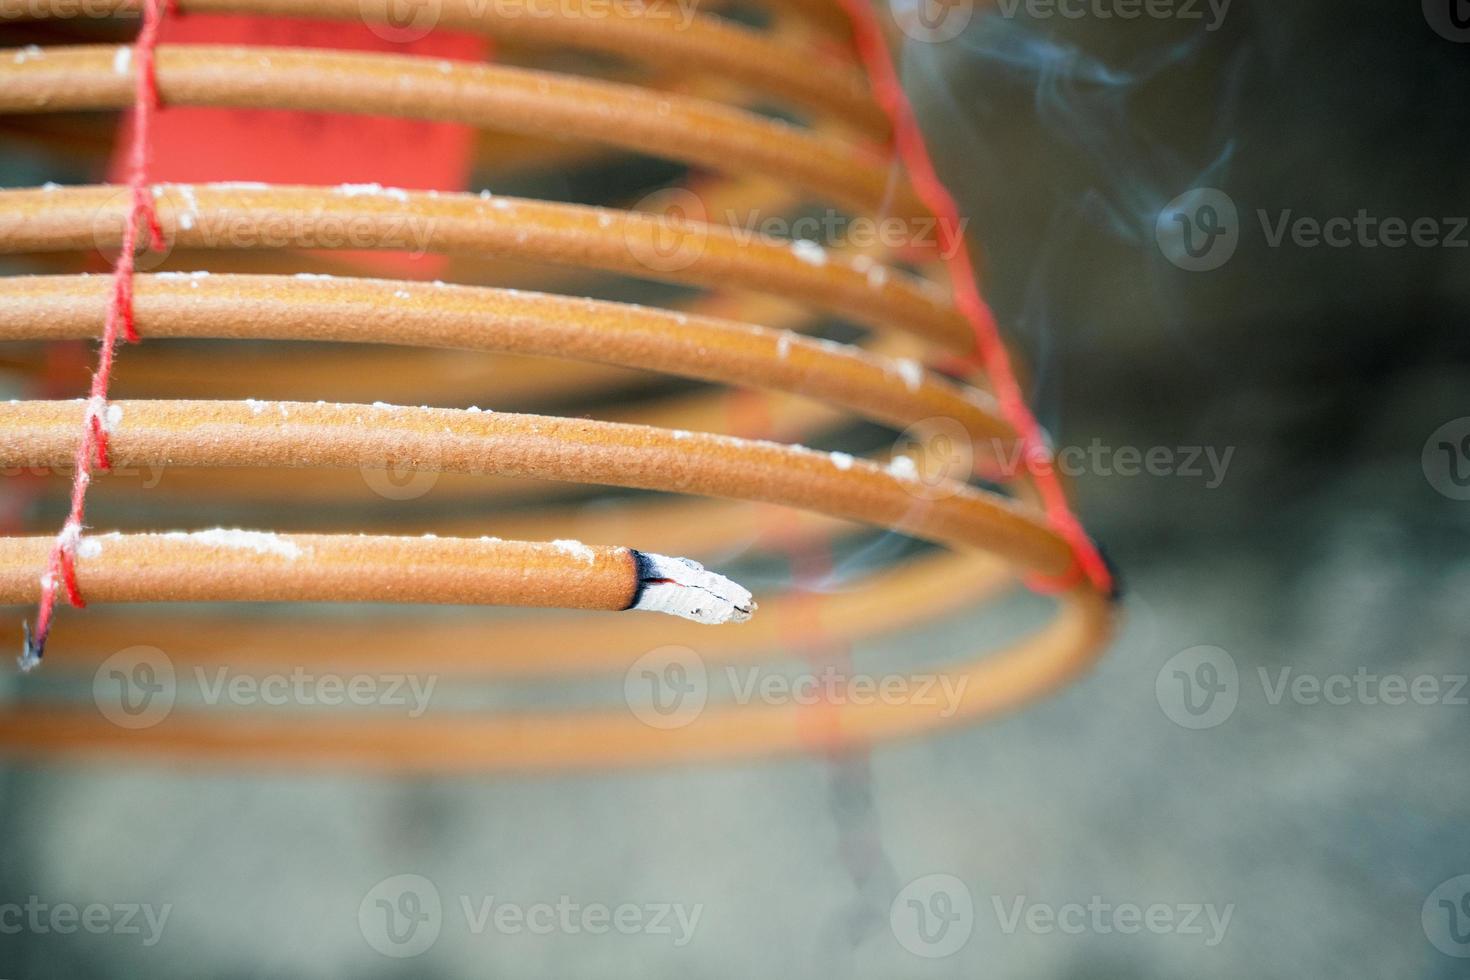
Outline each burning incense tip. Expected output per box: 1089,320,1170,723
630,551,756,625
18,620,43,672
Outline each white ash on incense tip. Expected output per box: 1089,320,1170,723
631,552,755,625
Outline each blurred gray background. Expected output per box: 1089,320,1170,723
2,0,1469,976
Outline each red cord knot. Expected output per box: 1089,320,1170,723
1024,561,1086,595
84,396,116,470
112,261,141,344
136,183,166,256
55,542,87,610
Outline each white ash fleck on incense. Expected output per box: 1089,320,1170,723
890,357,924,392
332,182,409,202
551,539,596,564
160,529,305,560
790,239,828,267
887,454,919,480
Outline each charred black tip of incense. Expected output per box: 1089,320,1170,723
626,549,657,610
18,620,45,673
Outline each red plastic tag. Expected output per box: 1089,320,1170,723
110,15,489,277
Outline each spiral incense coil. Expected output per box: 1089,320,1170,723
0,0,1118,771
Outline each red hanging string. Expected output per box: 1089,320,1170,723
835,0,1115,598
21,0,170,669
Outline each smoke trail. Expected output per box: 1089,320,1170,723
908,7,1252,240
898,5,1254,419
